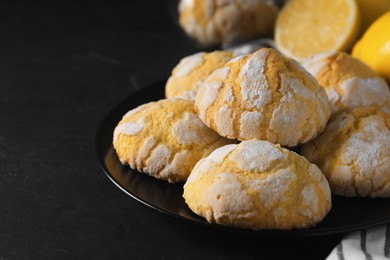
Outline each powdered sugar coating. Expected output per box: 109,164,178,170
172,112,216,146
179,0,194,12
301,51,336,77
207,144,237,163
302,107,390,197
340,77,390,111
227,55,245,64
159,150,193,180
195,66,230,120
135,136,156,166
222,84,235,104
246,168,296,208
230,140,286,172
178,0,278,45
268,72,325,145
113,121,144,143
175,52,205,77
166,50,235,100
239,50,272,110
186,144,237,185
205,172,255,219
145,144,172,174
326,89,342,112
195,48,331,147
214,105,234,137
183,140,332,230
239,111,264,139
301,51,390,113
300,185,319,218
113,99,234,183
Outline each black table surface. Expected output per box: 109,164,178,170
0,1,345,259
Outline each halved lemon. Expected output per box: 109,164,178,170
275,0,361,61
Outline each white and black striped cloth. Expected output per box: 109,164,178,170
327,225,390,260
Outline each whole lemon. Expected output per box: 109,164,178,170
352,11,390,82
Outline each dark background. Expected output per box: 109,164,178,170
0,1,344,259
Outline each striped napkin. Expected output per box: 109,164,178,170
327,225,390,260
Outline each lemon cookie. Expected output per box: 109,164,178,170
183,140,331,230
194,48,331,147
301,51,390,113
113,99,234,183
178,0,278,45
302,106,390,197
166,50,235,100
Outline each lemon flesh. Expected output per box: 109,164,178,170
275,0,361,60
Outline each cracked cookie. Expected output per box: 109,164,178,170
194,48,331,147
183,140,332,230
178,0,278,45
302,106,390,197
301,51,390,114
165,50,235,100
113,98,235,183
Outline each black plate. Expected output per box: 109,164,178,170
96,80,390,236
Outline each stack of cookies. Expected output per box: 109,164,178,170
113,45,390,230
112,0,390,231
